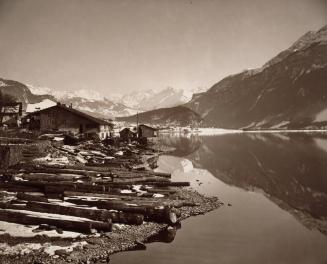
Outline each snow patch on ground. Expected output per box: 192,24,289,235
0,241,87,256
0,221,81,238
120,189,133,194
44,241,87,256
34,154,70,165
0,242,43,255
3,209,92,222
153,194,165,198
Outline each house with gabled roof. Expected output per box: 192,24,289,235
137,124,158,138
25,102,113,140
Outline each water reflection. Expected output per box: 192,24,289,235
161,133,327,234
111,133,327,264
147,224,181,244
158,134,202,156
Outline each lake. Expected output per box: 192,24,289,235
110,132,327,264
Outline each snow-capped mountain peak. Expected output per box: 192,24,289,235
26,83,207,118
118,86,207,111
28,85,105,101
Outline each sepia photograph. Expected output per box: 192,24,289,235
0,0,327,263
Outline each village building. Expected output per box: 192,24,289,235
119,127,137,143
137,124,158,138
0,102,23,127
25,103,113,140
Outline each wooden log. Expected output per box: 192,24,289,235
0,182,43,193
146,188,177,194
147,206,178,225
25,167,111,178
22,173,83,182
27,201,109,221
111,176,170,185
64,191,159,203
153,172,171,178
0,202,27,210
16,192,49,203
35,164,169,179
145,181,190,187
64,191,153,201
102,210,144,225
0,209,112,233
66,198,177,224
65,198,147,214
25,201,144,224
12,180,132,195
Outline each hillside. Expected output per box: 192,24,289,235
185,25,327,129
117,106,202,126
0,78,56,109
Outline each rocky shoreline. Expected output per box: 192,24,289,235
0,137,221,264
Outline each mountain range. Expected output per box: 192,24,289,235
119,87,204,111
28,85,202,118
126,24,327,129
1,24,327,128
0,79,200,118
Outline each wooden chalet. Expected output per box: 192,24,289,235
26,103,113,140
119,128,137,142
137,124,158,138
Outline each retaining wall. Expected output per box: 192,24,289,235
0,140,51,169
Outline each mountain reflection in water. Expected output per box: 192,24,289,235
110,132,327,264
162,133,327,234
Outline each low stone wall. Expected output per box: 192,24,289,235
0,145,22,169
0,140,51,169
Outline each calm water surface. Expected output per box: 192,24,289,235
111,133,327,264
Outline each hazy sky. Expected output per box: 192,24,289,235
0,0,326,96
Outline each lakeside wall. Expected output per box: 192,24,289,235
0,140,51,169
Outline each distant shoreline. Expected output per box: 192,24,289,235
159,128,327,136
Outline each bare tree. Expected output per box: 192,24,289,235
0,90,16,103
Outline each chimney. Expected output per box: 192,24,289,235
69,103,73,108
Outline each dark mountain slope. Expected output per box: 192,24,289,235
117,106,202,126
185,25,327,129
0,78,56,109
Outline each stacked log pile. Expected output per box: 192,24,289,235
0,142,192,235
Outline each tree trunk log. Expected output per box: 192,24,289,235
25,201,143,225
66,198,177,224
16,192,49,203
0,209,112,233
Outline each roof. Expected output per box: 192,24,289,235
138,124,158,131
119,127,137,134
29,104,112,126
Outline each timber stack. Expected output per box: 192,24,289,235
0,136,220,263
0,139,192,234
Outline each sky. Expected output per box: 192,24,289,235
0,0,326,97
